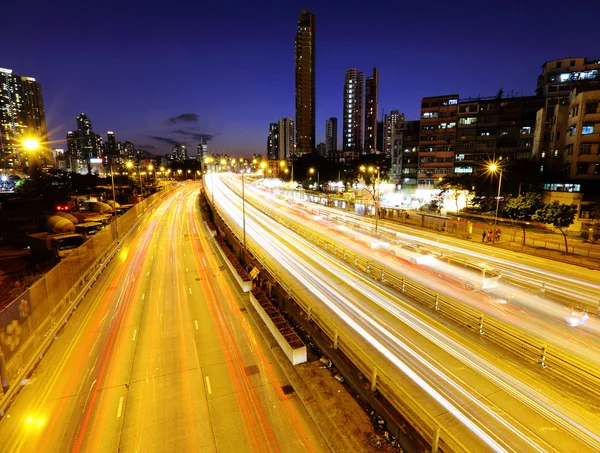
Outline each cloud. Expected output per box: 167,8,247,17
138,144,157,149
167,113,199,124
149,136,180,146
172,129,214,141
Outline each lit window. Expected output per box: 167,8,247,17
448,99,458,105
541,152,546,158
582,124,594,135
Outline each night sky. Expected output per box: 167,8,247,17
3,0,599,157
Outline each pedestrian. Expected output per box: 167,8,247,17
482,230,487,242
495,228,501,242
488,229,493,242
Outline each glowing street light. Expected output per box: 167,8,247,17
22,139,40,151
359,164,381,233
488,162,503,231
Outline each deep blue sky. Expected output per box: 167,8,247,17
3,0,599,157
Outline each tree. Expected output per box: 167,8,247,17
532,201,578,253
436,174,474,213
503,193,545,245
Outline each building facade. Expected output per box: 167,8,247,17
325,117,337,159
383,110,404,155
364,67,379,152
197,137,208,160
390,120,420,187
418,95,459,185
343,68,364,161
563,90,600,179
536,57,600,98
295,9,316,155
65,113,104,174
278,117,294,160
0,67,47,170
267,122,279,161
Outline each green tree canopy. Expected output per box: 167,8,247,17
504,193,545,245
532,201,578,253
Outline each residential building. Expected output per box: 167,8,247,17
278,118,294,160
456,95,543,173
65,113,103,174
563,90,600,179
364,67,379,152
390,120,420,187
418,95,459,185
0,67,47,170
343,68,364,161
105,131,118,165
172,144,187,162
295,9,316,155
536,57,600,98
118,141,135,160
325,117,337,159
197,137,208,160
267,122,279,161
317,142,326,157
376,119,384,152
383,110,404,155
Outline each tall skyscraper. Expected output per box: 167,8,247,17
384,110,405,155
197,137,208,160
278,118,294,160
0,67,47,169
295,9,316,156
267,122,279,160
66,113,103,174
364,67,379,152
343,69,364,160
325,117,338,159
106,131,118,165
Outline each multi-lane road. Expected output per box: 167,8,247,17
0,184,326,453
208,173,600,452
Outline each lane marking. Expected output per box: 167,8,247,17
195,320,199,330
132,329,137,341
186,267,188,272
89,335,101,357
205,376,212,394
142,293,145,300
202,258,207,267
117,396,124,418
184,253,186,257
147,271,150,276
188,287,192,295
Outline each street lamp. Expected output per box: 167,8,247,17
488,162,503,232
22,139,40,151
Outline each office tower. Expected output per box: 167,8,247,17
295,9,316,155
364,67,379,152
325,117,337,159
0,67,47,169
384,110,404,155
106,131,118,165
278,118,294,160
418,95,459,185
197,137,208,160
343,68,364,161
267,122,279,160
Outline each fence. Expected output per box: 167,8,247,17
0,186,174,391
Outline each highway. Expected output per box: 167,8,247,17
0,183,326,453
209,173,600,452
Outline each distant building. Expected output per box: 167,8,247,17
53,149,67,171
267,123,279,161
66,113,103,174
391,120,420,187
172,144,187,162
343,68,364,162
383,110,404,155
325,117,338,160
105,131,119,165
364,67,379,152
278,118,294,160
317,142,326,157
418,94,459,185
118,141,135,160
0,67,47,170
295,9,316,155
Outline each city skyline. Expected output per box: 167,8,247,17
2,1,599,157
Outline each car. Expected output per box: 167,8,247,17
390,243,436,265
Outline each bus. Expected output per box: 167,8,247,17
438,254,501,289
74,221,103,238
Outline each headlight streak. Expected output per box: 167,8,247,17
212,176,600,452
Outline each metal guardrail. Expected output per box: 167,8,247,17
209,196,468,452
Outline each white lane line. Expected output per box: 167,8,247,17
205,376,212,394
117,396,124,418
147,271,150,276
142,293,145,300
202,258,207,267
188,287,192,295
132,329,137,341
89,335,101,357
195,320,199,330
186,267,188,273
184,253,186,257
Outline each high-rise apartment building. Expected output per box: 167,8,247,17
197,137,208,160
418,95,459,185
317,142,326,157
105,131,118,165
343,68,364,161
390,120,420,187
563,90,600,179
384,110,404,155
364,67,379,152
66,113,103,174
172,144,187,162
325,117,338,159
0,67,47,169
456,95,543,173
278,117,294,160
295,9,316,155
536,57,600,98
267,123,279,161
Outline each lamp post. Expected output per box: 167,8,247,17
260,161,267,182
488,163,503,231
309,167,319,189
